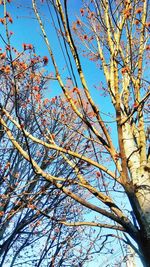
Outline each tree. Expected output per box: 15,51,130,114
0,15,95,266
0,0,150,266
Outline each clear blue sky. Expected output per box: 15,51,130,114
0,1,140,266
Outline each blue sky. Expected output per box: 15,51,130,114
0,1,141,266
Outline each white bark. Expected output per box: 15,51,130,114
123,122,150,238
123,122,140,184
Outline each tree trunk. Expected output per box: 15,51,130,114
139,237,150,267
136,170,150,267
136,182,150,267
123,124,150,266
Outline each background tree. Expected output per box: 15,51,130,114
0,15,96,266
0,0,150,266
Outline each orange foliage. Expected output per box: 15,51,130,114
72,87,80,93
145,21,150,27
134,19,139,25
123,5,132,19
76,19,82,26
121,66,129,74
5,162,11,169
80,8,84,16
33,86,40,91
43,56,48,65
4,65,11,74
23,43,33,50
27,204,36,210
135,7,142,14
146,45,150,50
0,18,4,24
0,211,4,217
8,17,13,23
35,93,41,102
96,171,101,178
0,52,6,59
